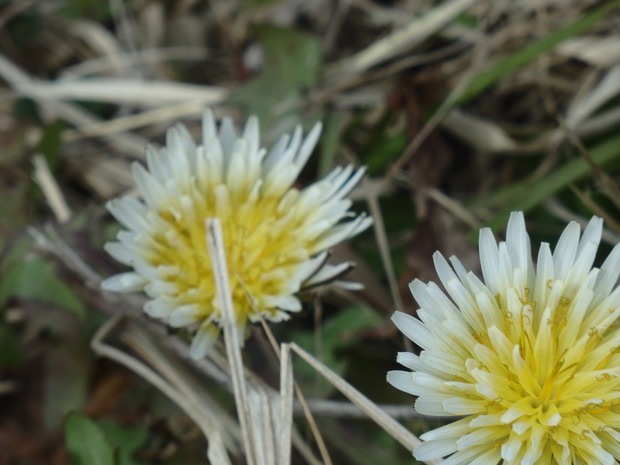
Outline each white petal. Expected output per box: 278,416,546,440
261,310,291,323
167,125,192,184
392,311,434,350
396,351,421,371
132,162,167,209
312,214,372,252
478,228,499,293
506,211,530,273
190,322,219,359
593,242,620,305
218,116,237,159
107,198,149,232
553,221,580,279
144,298,177,319
262,133,290,174
242,115,259,157
104,242,134,266
101,272,146,293
534,242,554,311
304,261,352,287
331,280,364,290
169,304,202,327
467,448,502,465
457,427,507,450
263,295,302,312
577,216,603,257
414,394,451,416
420,417,472,441
386,370,415,395
332,166,366,200
202,108,217,144
293,122,322,169
443,397,486,415
292,251,328,283
414,438,458,460
146,145,169,183
440,446,497,465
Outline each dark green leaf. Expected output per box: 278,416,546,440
44,324,91,428
318,112,346,176
97,420,149,465
60,0,111,20
361,129,408,176
292,305,380,396
241,0,283,11
0,259,85,316
0,323,24,368
36,120,65,170
65,413,116,465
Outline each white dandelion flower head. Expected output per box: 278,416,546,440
102,110,372,359
388,212,620,465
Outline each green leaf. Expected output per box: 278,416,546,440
457,1,620,105
454,13,477,29
361,129,408,176
0,183,30,232
0,259,85,316
0,323,24,368
292,305,380,396
44,328,91,428
60,0,111,20
0,235,33,274
241,0,283,11
97,420,149,465
65,414,116,465
318,112,346,176
229,26,321,129
36,120,64,170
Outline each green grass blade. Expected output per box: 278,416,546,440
479,132,620,231
457,1,620,105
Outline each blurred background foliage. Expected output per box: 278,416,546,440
0,0,619,464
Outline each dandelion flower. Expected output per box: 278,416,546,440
388,212,620,465
102,110,372,359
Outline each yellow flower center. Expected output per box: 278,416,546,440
146,184,315,323
465,288,620,462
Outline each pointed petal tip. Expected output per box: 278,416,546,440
190,324,219,360
101,272,146,293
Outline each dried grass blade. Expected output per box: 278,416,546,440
279,343,294,465
65,101,207,141
556,36,620,68
566,65,620,129
206,218,256,465
0,54,145,157
261,389,277,465
32,154,72,223
457,0,620,106
327,0,479,78
91,317,218,447
26,78,227,107
121,325,241,454
0,381,16,397
248,389,270,465
442,110,518,154
289,343,442,465
208,432,234,465
258,318,333,465
366,193,405,314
